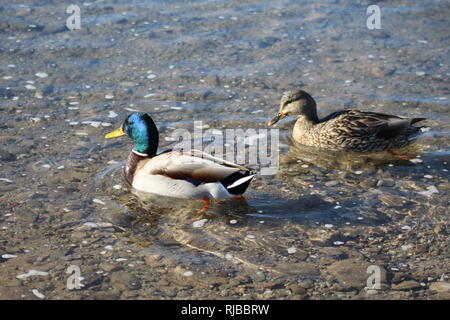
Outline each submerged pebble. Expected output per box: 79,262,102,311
287,248,297,254
192,219,208,228
108,111,118,118
35,72,48,78
418,186,439,196
16,270,49,279
31,289,45,299
83,222,98,228
93,199,106,205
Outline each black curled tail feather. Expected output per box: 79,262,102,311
411,117,428,133
406,118,428,137
411,117,426,125
220,171,255,195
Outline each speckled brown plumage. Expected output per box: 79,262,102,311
268,89,427,153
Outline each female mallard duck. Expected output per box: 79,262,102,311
268,89,426,158
105,113,254,200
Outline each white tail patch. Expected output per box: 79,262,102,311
226,175,254,190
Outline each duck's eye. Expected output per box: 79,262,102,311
127,121,133,125
283,100,292,107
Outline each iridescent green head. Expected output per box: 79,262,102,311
105,112,159,156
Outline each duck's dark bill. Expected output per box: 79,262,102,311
105,127,126,139
267,112,286,126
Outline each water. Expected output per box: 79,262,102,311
0,0,449,299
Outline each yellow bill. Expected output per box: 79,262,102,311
267,112,286,126
105,126,126,139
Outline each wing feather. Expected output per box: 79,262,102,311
137,150,250,183
325,110,416,140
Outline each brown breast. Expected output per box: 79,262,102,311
123,151,148,185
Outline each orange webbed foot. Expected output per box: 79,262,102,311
387,149,414,161
196,197,211,215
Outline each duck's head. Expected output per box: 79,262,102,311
267,89,318,126
105,112,159,156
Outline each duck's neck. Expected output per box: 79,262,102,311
123,150,148,185
293,115,318,143
132,140,158,157
296,113,319,126
303,104,320,124
125,120,159,185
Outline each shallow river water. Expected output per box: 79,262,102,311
0,0,449,299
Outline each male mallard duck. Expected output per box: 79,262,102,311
105,113,254,200
268,89,426,158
